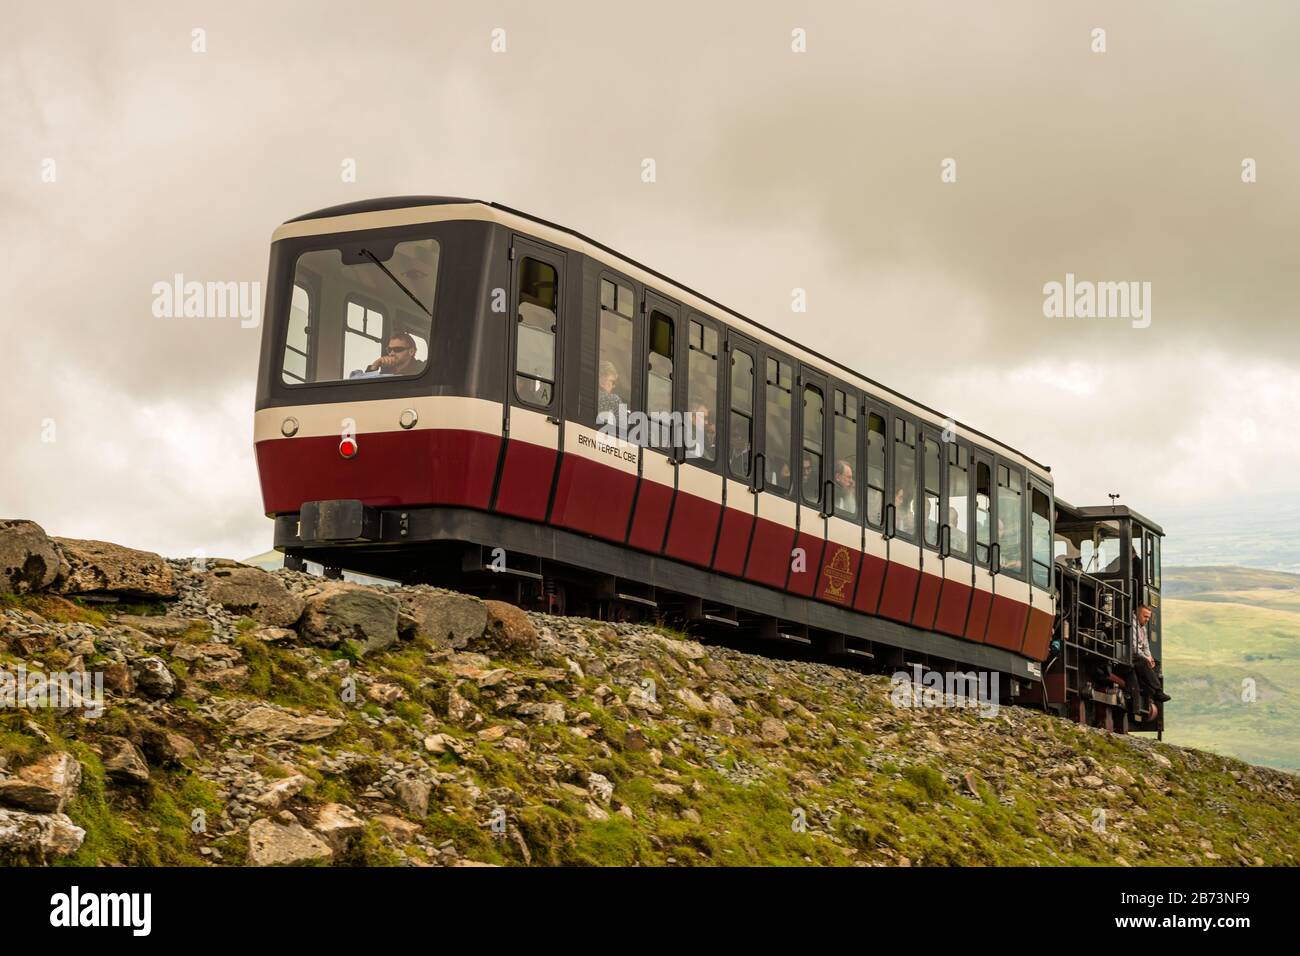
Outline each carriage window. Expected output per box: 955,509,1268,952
923,436,941,548
947,444,970,559
765,357,794,493
1031,486,1052,590
729,348,755,479
515,257,558,407
865,412,885,527
343,300,385,378
892,419,917,539
646,310,674,449
686,319,718,462
1144,531,1156,586
997,464,1024,576
975,460,992,566
597,278,634,430
282,285,310,383
281,238,438,385
832,390,859,521
801,384,824,507
1153,534,1161,590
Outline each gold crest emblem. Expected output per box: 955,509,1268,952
821,546,853,600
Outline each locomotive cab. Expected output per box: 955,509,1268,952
1050,501,1165,733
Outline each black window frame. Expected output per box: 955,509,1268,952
510,242,564,413
829,382,862,524
725,332,758,484
886,410,920,543
594,268,639,431
681,311,723,473
863,400,889,531
993,457,1028,582
757,346,797,501
798,366,829,512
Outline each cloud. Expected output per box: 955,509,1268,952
1,1,1295,559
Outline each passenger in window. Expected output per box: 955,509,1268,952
768,457,792,491
1131,604,1170,719
360,332,424,377
729,421,752,477
597,361,624,428
949,507,967,554
832,460,857,513
801,455,820,504
686,403,716,460
894,487,916,535
867,486,884,526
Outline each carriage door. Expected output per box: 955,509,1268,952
909,428,946,630
712,334,758,576
878,413,922,622
817,385,864,607
1023,481,1055,660
495,237,565,521
933,441,975,637
626,293,679,553
963,451,996,643
788,368,828,596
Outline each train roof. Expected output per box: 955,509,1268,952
278,196,1054,478
1055,497,1165,536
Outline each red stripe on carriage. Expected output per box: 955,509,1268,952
878,561,920,622
551,455,637,542
933,577,973,637
494,440,557,521
712,508,755,576
910,569,943,631
664,492,723,567
853,551,886,614
816,543,860,606
985,593,1031,652
1022,606,1054,661
627,478,674,552
787,530,826,597
255,430,499,515
964,587,993,643
745,516,797,589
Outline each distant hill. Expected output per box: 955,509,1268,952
1160,566,1300,771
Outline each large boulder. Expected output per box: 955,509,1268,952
0,519,64,594
298,583,399,655
231,706,343,742
205,567,304,627
52,538,176,599
477,601,540,655
0,752,82,813
0,808,85,862
101,737,150,784
398,590,488,649
247,818,334,866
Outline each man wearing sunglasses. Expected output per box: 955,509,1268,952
363,331,424,376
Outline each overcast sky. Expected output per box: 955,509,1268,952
2,1,1297,566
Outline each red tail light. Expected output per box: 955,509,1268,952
339,437,358,459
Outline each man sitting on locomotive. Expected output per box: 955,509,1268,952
1131,603,1170,718
361,331,424,377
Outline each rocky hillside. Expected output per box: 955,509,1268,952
1,519,1297,867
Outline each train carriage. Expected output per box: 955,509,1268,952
253,196,1166,733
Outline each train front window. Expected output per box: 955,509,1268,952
279,238,437,385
